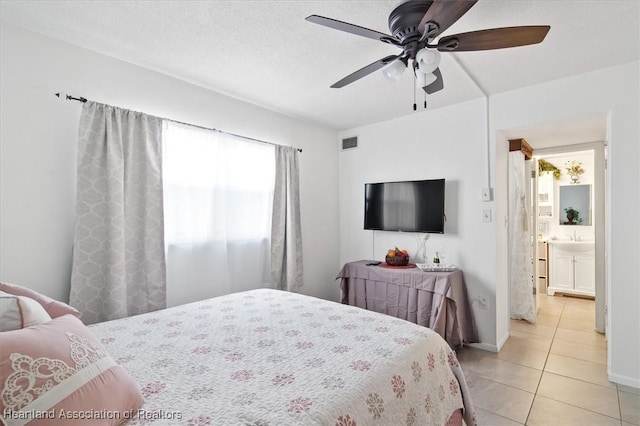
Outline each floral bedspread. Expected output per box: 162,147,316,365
90,289,475,426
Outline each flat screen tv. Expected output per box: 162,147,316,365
364,179,445,233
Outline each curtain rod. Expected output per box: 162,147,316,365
55,93,302,153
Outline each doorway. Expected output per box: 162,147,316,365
495,112,610,350
500,113,608,337
532,145,606,334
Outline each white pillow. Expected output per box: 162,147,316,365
0,290,52,331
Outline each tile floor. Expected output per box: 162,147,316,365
457,294,640,425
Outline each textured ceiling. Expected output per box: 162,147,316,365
1,1,639,131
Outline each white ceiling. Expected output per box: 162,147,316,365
499,112,608,150
1,0,639,133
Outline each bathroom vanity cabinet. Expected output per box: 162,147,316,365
547,241,595,297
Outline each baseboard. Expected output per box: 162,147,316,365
496,331,510,351
466,332,510,354
608,373,640,390
467,342,498,353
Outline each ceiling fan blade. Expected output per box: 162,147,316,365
331,55,401,88
306,15,400,45
438,26,551,51
419,0,478,37
423,68,444,94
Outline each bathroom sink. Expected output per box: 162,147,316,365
548,240,594,253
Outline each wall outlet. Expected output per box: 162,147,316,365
478,297,489,310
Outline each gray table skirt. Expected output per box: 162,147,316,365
337,260,479,348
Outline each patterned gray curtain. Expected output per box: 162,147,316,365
271,146,303,291
70,101,166,324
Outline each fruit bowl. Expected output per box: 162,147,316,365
385,254,409,266
385,247,409,266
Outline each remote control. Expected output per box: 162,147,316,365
366,261,382,266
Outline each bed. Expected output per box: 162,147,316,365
87,288,476,426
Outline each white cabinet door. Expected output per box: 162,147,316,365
574,255,595,293
548,244,595,296
552,253,574,290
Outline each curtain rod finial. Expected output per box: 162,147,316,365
64,94,88,103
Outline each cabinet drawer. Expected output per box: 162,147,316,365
537,259,547,276
538,277,547,292
537,242,548,258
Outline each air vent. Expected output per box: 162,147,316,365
342,136,358,150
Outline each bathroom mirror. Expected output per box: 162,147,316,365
559,184,591,226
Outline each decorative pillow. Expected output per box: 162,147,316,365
0,291,52,331
0,314,143,425
0,282,81,319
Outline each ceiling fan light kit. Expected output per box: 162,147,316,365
416,48,441,74
382,59,408,82
306,0,550,110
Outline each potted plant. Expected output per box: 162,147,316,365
564,207,583,225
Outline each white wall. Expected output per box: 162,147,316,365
491,62,640,388
0,23,341,304
338,98,498,347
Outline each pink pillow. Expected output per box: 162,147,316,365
0,291,52,331
0,282,81,319
0,315,143,425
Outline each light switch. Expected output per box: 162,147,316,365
481,187,492,202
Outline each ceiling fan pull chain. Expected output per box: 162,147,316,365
424,82,427,109
413,71,417,111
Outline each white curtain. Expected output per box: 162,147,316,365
162,122,275,306
70,102,166,324
271,146,304,291
509,151,537,323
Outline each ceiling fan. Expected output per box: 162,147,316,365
306,0,550,104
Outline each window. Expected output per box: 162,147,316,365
162,121,275,305
162,121,275,244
